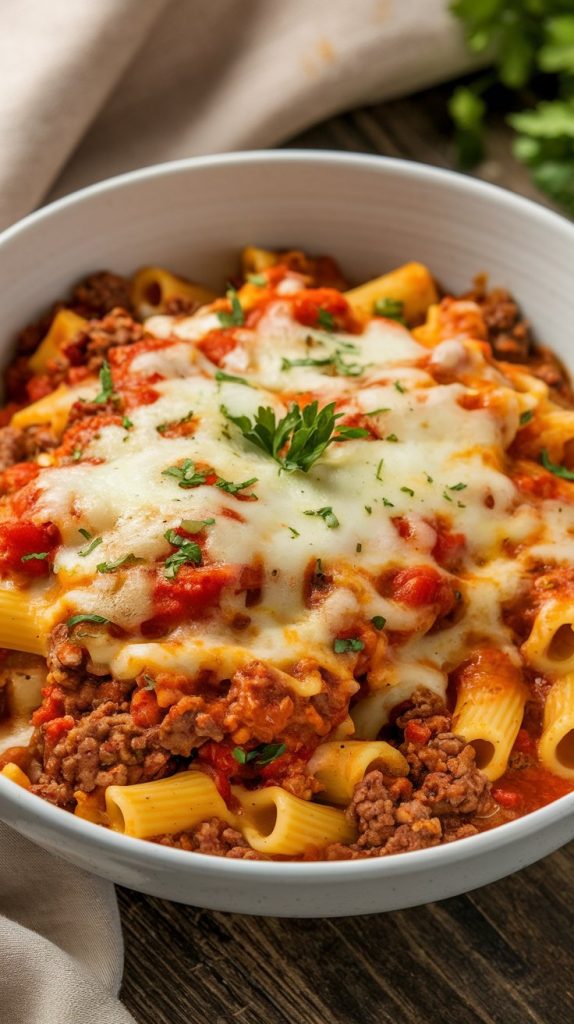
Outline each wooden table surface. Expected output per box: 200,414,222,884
119,80,573,1024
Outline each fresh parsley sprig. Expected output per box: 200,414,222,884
223,400,368,474
232,742,286,767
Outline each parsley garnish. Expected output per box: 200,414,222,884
443,490,453,502
541,448,574,481
394,381,406,394
215,370,253,387
79,535,103,557
122,416,133,430
424,473,433,483
156,411,194,435
163,529,202,578
72,448,83,462
247,273,267,287
93,359,118,405
373,297,405,323
21,551,48,562
448,482,467,491
519,410,534,426
288,526,300,538
376,459,384,481
281,352,364,377
315,558,324,579
223,401,368,474
180,518,215,532
371,615,386,630
142,674,156,691
217,287,245,327
303,506,339,529
401,486,415,497
382,497,394,507
386,434,399,443
67,613,109,628
356,542,362,553
365,505,372,514
232,742,286,767
333,637,365,654
317,308,335,331
162,459,207,488
215,476,258,495
366,407,391,416
97,553,142,573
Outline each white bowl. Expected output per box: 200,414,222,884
0,152,573,917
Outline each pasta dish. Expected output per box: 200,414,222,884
0,248,573,860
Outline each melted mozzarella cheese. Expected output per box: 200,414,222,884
27,290,572,719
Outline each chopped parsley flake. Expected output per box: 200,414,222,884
122,416,134,430
540,448,574,481
376,459,384,481
443,490,453,502
180,518,215,533
386,434,399,443
394,381,406,393
373,297,405,323
400,486,415,497
371,615,386,630
72,448,83,462
356,542,362,553
79,536,103,557
317,308,335,331
366,407,391,416
424,473,433,484
288,526,300,538
232,742,286,766
162,459,207,488
448,482,467,492
281,352,365,378
21,551,48,562
93,359,118,405
247,273,267,287
382,497,394,507
67,613,109,628
163,529,203,578
364,505,372,514
215,370,253,387
216,287,245,327
156,411,194,435
333,637,365,654
97,553,142,574
303,506,339,529
520,410,534,426
216,476,258,496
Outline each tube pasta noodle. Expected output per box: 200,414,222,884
308,741,408,805
11,382,74,434
539,674,574,780
453,654,528,781
2,247,574,862
0,588,50,656
132,267,216,318
522,600,574,675
345,262,438,324
1,763,31,788
105,771,237,839
234,786,354,854
28,310,87,374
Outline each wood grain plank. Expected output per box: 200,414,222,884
119,78,573,1024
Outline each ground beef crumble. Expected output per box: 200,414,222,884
154,818,265,859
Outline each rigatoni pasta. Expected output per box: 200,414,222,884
0,248,573,862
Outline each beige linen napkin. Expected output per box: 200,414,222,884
0,2,481,1021
0,822,134,1023
0,0,481,230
